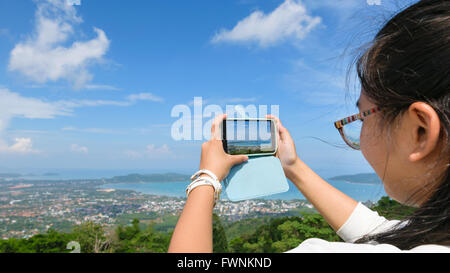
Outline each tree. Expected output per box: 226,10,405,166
0,196,414,253
72,222,111,253
0,229,75,253
371,196,416,220
111,218,171,253
229,237,245,253
34,229,75,253
212,214,228,253
228,214,341,253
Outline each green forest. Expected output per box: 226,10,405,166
0,197,415,253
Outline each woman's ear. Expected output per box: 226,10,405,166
407,102,441,162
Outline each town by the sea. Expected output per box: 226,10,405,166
0,168,386,239
4,167,386,202
92,168,386,202
98,178,386,202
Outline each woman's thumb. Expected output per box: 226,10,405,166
229,155,249,165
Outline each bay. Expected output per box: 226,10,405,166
99,179,386,202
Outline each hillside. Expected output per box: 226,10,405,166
328,173,382,185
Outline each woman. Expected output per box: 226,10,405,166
168,0,449,252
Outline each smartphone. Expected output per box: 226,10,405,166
221,118,277,156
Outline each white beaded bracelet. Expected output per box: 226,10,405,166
189,169,221,194
190,169,219,182
186,179,218,199
186,176,222,200
186,171,222,207
186,179,213,194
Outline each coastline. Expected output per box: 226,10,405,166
334,180,382,186
99,178,386,202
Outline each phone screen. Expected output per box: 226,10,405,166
222,119,276,155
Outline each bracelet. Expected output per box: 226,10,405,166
186,176,222,201
185,181,220,208
186,179,214,196
199,175,222,201
187,179,220,198
190,169,219,182
186,172,222,207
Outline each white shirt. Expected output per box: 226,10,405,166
285,202,450,253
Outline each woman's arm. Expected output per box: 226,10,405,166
168,181,215,253
168,115,248,253
288,159,358,231
267,115,358,232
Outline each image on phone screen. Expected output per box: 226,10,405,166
223,119,275,155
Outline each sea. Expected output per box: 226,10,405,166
98,179,386,202
5,168,387,202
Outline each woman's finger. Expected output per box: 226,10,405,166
278,125,291,143
266,114,283,128
266,114,284,142
228,154,249,166
211,114,227,140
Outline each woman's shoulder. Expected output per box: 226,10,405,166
284,238,450,253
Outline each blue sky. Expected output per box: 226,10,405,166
0,0,417,175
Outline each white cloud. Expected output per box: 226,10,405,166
0,88,71,120
67,0,81,6
125,144,172,159
8,0,110,89
1,138,39,154
55,99,131,108
145,144,170,155
62,127,122,134
0,89,162,122
56,92,164,109
187,97,258,106
124,149,142,159
84,84,121,91
0,88,70,154
71,144,88,154
367,0,382,6
212,0,321,47
0,88,163,154
127,93,164,103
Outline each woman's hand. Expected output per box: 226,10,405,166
199,114,249,182
266,115,300,180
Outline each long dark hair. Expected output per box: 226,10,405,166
353,0,450,249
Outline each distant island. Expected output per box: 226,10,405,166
328,173,382,185
106,173,191,183
42,172,59,176
0,173,22,178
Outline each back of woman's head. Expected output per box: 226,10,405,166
354,0,450,249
